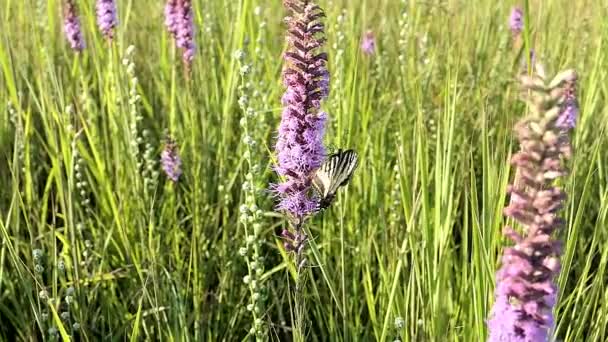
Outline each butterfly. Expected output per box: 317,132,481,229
312,149,359,210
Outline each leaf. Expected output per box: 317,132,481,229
130,298,143,342
49,303,71,342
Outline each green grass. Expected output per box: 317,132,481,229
1,0,607,341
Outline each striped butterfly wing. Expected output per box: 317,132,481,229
312,149,359,209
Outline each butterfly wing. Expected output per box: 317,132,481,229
329,149,358,192
312,149,359,209
311,165,332,198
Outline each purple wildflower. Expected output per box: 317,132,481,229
509,7,523,36
63,1,85,52
273,0,329,221
164,0,179,38
164,0,196,69
487,69,577,341
96,0,118,41
361,30,376,55
161,139,182,182
556,75,579,131
176,0,196,66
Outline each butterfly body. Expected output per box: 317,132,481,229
312,149,359,210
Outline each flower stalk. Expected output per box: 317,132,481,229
274,0,330,242
487,66,578,341
273,0,330,339
236,47,267,340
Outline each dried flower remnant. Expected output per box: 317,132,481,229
273,0,329,221
487,68,577,342
361,30,376,55
96,0,118,40
522,49,536,69
161,138,182,182
63,0,85,51
281,229,307,254
509,6,523,36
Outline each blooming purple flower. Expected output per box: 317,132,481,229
176,0,196,65
556,75,579,130
273,0,329,220
161,139,182,182
63,1,85,51
361,30,376,55
164,0,179,38
509,7,523,36
96,0,118,41
164,0,196,68
487,69,577,341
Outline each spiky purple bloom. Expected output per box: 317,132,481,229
164,0,196,68
63,1,85,51
361,30,376,55
509,7,524,36
273,0,329,220
487,69,577,342
161,139,182,182
175,0,196,66
164,0,179,37
96,0,118,41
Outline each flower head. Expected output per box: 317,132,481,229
160,138,182,182
63,1,85,51
273,0,329,220
164,0,179,37
361,30,376,55
96,0,118,41
487,69,577,341
176,0,196,65
556,74,579,131
164,0,196,69
509,7,523,36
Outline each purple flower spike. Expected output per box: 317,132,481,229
176,0,196,66
96,0,118,41
161,138,182,182
509,7,523,36
487,69,578,341
165,0,196,69
273,0,329,221
164,0,179,38
361,30,376,55
63,1,85,52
